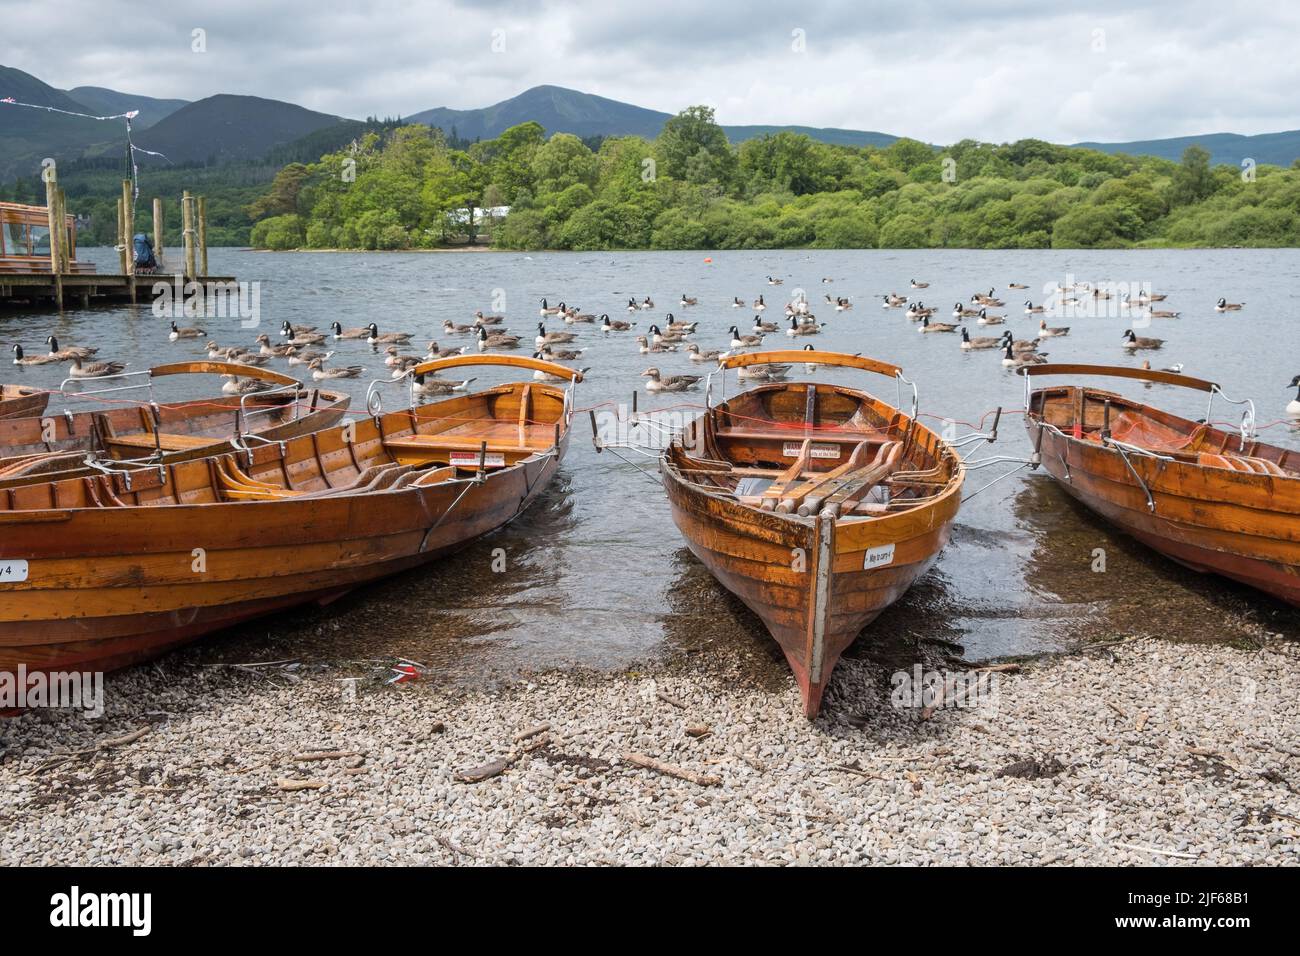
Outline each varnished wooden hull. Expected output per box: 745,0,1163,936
0,386,48,420
1029,418,1300,606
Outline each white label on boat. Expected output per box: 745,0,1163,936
863,544,895,569
450,451,505,467
0,560,29,583
783,442,840,459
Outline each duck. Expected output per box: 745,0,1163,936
641,367,701,392
279,321,318,338
787,316,822,336
959,327,1003,350
679,294,699,307
1008,282,1028,290
169,321,206,340
220,375,274,395
1001,331,1042,353
539,299,564,316
976,308,1005,326
306,358,364,380
635,335,676,354
648,324,685,345
1122,330,1164,350
732,297,744,308
204,340,227,360
330,321,370,340
729,326,764,349
906,302,935,320
1215,298,1245,312
366,323,412,345
802,343,819,372
1038,319,1070,337
425,341,467,359
12,344,59,366
535,323,577,347
910,279,929,289
953,301,981,318
663,314,698,333
409,373,476,396
685,343,725,363
753,295,767,311
737,364,790,382
473,310,506,325
753,314,779,333
918,316,958,333
255,334,296,357
766,276,784,286
45,336,97,360
1002,342,1048,368
1024,301,1045,315
68,356,127,377
601,314,634,332
284,346,331,367
478,327,521,350
442,319,475,335
538,344,586,362
1287,375,1300,418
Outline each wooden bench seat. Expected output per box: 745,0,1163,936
105,432,219,452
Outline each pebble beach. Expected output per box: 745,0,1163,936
1,631,1297,866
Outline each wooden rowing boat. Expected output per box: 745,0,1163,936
0,384,49,420
0,361,349,488
0,354,581,675
658,351,964,718
1023,363,1300,606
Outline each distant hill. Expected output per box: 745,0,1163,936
64,86,189,128
0,65,113,179
133,94,344,164
408,85,900,147
1075,130,1300,168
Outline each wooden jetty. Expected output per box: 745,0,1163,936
0,168,233,310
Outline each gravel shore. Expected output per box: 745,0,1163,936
1,634,1297,866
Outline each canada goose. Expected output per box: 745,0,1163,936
753,295,767,311
474,310,506,325
634,335,676,354
285,346,331,366
766,276,783,286
976,309,1005,326
641,367,701,392
220,375,274,395
531,352,575,382
787,316,822,337
11,344,59,366
538,344,586,362
1001,331,1041,353
68,356,127,377
835,297,852,311
410,373,476,396
478,327,521,350
169,321,205,340
732,297,744,308
1122,330,1163,350
1148,308,1181,319
535,323,577,347
918,316,957,333
906,302,935,320
883,293,908,308
45,336,97,360
803,343,818,372
1287,375,1300,418
729,326,764,348
425,341,467,359
737,364,791,382
601,314,633,332
680,294,698,307
330,321,370,340
255,334,295,357
1215,298,1245,312
1136,292,1167,303
910,279,929,289
685,343,725,363
1002,343,1048,368
442,320,475,335
960,327,1002,350
366,323,412,345
1024,301,1045,315
1038,319,1070,337
1141,360,1184,374
539,299,564,316
563,309,597,324
753,315,778,332
648,324,685,345
953,301,981,318
972,291,1005,307
639,297,654,310
1092,288,1111,300
279,321,318,338
1008,282,1028,290
306,358,364,380
626,297,640,313
663,314,698,333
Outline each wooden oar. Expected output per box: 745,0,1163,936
758,439,812,511
772,440,871,513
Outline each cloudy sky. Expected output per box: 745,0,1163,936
5,0,1299,144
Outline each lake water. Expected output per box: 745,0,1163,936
3,247,1298,687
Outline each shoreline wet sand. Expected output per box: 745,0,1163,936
1,625,1295,866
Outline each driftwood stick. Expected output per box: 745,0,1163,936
276,778,326,792
513,722,551,742
655,690,687,709
102,726,150,748
292,750,361,762
623,751,721,787
454,756,517,784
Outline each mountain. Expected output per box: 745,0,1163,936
0,65,116,179
63,86,189,128
1075,130,1300,168
409,85,900,147
133,94,343,164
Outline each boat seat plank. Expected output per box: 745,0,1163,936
106,432,219,452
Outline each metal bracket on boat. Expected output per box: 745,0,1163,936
80,453,167,489
230,433,286,469
1206,385,1257,452
1101,437,1168,511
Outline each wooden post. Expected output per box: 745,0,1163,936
182,190,196,282
122,180,136,303
57,188,71,273
43,168,64,310
152,198,164,271
197,195,208,276
116,197,128,275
